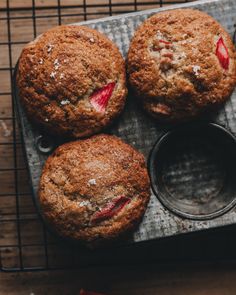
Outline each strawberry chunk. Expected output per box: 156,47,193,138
91,195,130,224
80,289,106,295
216,37,229,70
159,39,172,45
89,82,115,113
153,39,172,51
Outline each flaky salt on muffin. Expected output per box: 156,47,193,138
127,9,236,122
16,25,127,138
38,134,150,246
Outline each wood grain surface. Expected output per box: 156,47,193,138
1,0,236,294
1,262,236,294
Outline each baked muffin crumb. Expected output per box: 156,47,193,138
17,25,127,138
38,134,150,246
127,9,236,121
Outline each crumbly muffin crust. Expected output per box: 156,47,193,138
17,25,127,138
127,9,236,121
38,134,150,246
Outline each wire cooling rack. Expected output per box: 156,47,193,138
2,0,226,272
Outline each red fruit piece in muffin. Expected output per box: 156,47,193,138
159,39,172,45
216,37,229,70
91,195,130,224
90,82,115,113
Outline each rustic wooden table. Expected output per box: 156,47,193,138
1,263,236,295
1,0,236,294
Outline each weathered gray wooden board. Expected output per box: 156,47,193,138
14,0,236,245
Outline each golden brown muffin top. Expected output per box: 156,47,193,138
127,9,236,121
38,134,150,245
17,25,127,138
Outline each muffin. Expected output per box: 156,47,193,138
38,134,150,246
127,9,236,122
16,25,127,138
